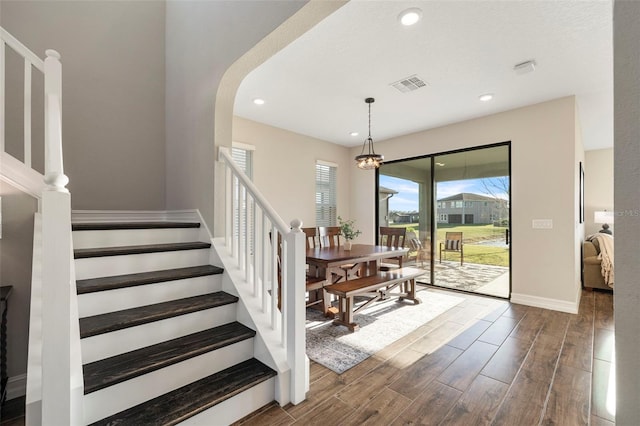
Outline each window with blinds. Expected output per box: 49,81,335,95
232,146,254,254
232,147,253,179
315,161,337,226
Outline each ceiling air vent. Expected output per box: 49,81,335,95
390,74,427,93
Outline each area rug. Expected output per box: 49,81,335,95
305,288,465,374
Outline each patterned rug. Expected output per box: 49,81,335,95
305,288,465,374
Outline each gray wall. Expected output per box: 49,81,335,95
1,1,166,210
614,1,640,422
164,0,308,228
0,181,38,392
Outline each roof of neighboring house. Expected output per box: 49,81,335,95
378,186,398,195
438,192,500,202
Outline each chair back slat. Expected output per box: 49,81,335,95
318,226,341,248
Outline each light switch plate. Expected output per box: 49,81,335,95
532,219,553,229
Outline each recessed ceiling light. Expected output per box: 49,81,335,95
350,132,359,137
479,93,494,102
398,8,422,26
436,162,445,167
253,98,265,105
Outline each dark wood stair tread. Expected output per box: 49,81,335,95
79,292,238,338
89,358,276,426
76,265,224,294
74,241,211,259
72,222,200,231
83,322,256,394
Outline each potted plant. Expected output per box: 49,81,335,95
338,216,361,250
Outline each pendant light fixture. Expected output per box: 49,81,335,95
355,97,384,170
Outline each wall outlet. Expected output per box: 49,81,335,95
532,219,553,229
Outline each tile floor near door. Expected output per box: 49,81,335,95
237,288,615,426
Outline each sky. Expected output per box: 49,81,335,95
380,175,509,212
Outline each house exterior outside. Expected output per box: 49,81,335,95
0,1,639,424
436,193,508,225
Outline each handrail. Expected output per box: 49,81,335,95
0,28,65,198
0,27,45,72
218,147,307,404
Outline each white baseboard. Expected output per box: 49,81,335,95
510,292,579,314
7,373,27,400
71,210,200,223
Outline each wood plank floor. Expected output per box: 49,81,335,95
236,287,615,426
0,287,614,426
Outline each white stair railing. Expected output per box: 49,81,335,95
1,27,81,425
218,147,307,404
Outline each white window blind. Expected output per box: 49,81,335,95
232,146,254,253
232,147,253,179
315,161,337,226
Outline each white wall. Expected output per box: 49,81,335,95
1,1,167,210
233,116,351,228
350,96,583,310
584,148,614,235
613,1,640,422
0,181,38,396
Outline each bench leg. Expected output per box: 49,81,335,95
332,296,359,332
398,278,422,305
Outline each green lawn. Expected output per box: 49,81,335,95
439,244,509,267
392,223,510,267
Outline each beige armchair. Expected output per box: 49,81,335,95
582,240,610,290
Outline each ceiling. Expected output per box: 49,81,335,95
234,0,613,151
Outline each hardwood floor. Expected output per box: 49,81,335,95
0,288,614,426
236,287,615,426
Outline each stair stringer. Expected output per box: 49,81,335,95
212,237,303,407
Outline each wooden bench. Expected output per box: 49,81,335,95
324,267,423,331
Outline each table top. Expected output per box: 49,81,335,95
306,244,407,264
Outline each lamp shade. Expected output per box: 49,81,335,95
594,210,614,224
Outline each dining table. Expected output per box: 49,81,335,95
305,244,409,315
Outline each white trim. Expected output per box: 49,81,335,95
232,141,256,151
7,373,27,400
70,209,201,224
510,292,579,314
316,159,339,168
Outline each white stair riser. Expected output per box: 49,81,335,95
75,249,211,280
179,377,275,426
83,339,254,425
72,228,202,249
78,275,222,317
81,305,237,364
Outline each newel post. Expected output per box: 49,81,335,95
43,49,68,193
285,219,308,404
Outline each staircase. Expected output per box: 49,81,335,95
72,220,275,425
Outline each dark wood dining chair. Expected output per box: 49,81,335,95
318,226,342,248
272,231,327,312
302,227,320,249
379,227,406,271
439,231,464,265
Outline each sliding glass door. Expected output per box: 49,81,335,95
377,143,511,298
